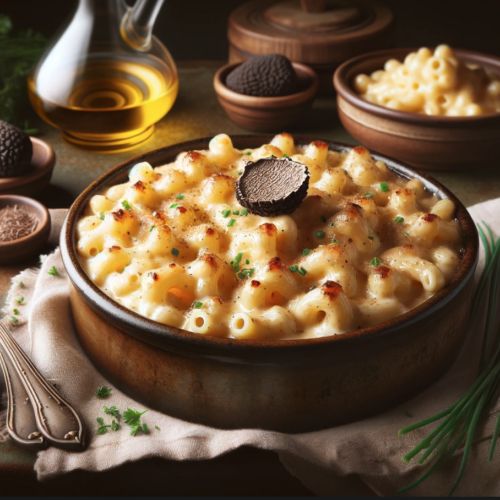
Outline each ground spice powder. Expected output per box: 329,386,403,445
0,205,38,242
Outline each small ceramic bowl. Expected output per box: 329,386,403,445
0,137,56,196
213,62,319,131
0,195,51,264
333,48,500,171
60,136,478,432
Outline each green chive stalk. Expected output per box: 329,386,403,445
399,222,500,495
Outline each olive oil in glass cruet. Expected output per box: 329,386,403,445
28,0,178,152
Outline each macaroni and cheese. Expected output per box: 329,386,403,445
355,45,500,116
76,134,462,340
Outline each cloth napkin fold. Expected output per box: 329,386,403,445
1,200,500,496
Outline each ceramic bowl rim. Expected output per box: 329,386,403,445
333,47,500,126
0,194,50,249
213,62,319,107
60,135,478,356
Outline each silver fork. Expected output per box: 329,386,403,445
0,319,86,450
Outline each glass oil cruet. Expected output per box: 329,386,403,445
28,0,178,152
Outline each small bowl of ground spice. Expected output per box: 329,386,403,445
0,195,50,264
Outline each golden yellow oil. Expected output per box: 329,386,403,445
28,56,178,152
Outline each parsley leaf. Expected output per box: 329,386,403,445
123,408,149,436
103,406,121,420
230,253,243,272
370,257,382,267
193,301,203,309
379,182,389,193
48,266,60,277
96,386,112,399
121,200,132,210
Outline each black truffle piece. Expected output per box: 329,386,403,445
0,120,33,177
226,54,298,97
236,157,309,216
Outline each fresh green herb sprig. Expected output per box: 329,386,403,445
48,266,60,277
0,15,46,131
123,408,149,436
399,222,500,495
96,386,112,399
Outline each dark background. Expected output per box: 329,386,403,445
2,0,500,60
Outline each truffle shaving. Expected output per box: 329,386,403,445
236,157,309,216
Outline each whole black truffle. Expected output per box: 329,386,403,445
226,54,298,97
0,120,33,177
236,157,309,216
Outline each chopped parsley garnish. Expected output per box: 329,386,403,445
12,308,19,316
244,150,252,156
230,253,243,272
103,406,121,420
149,224,156,233
155,425,161,431
99,212,105,221
289,265,307,276
96,417,110,435
370,257,382,267
394,216,405,224
331,238,338,244
314,230,326,239
171,247,180,257
233,209,240,215
96,415,120,435
238,268,255,280
9,316,19,326
227,218,236,227
240,208,249,216
176,193,185,200
245,259,250,265
19,282,26,289
302,248,311,256
169,203,179,209
48,266,60,277
363,192,374,199
123,408,149,436
193,301,203,309
222,209,231,218
15,296,25,305
96,386,112,399
282,154,290,159
121,200,132,210
379,182,389,192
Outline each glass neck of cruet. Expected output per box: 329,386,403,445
121,0,166,51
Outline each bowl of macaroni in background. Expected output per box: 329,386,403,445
333,48,500,171
60,135,478,432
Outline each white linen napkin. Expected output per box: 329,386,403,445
1,199,500,496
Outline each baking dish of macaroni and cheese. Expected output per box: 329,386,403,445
61,135,478,431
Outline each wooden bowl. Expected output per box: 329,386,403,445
333,48,500,171
0,194,51,264
213,62,319,131
60,136,478,432
228,0,394,95
0,137,55,196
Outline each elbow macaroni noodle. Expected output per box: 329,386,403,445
355,45,500,116
77,133,462,340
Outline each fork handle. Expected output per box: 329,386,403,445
0,320,86,450
0,347,45,447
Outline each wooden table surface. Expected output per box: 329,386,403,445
1,60,499,496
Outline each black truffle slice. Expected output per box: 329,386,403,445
226,54,298,97
236,157,309,216
0,120,33,177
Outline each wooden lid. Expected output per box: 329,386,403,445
228,0,393,65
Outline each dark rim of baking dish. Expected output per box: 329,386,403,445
61,135,478,357
334,47,500,126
